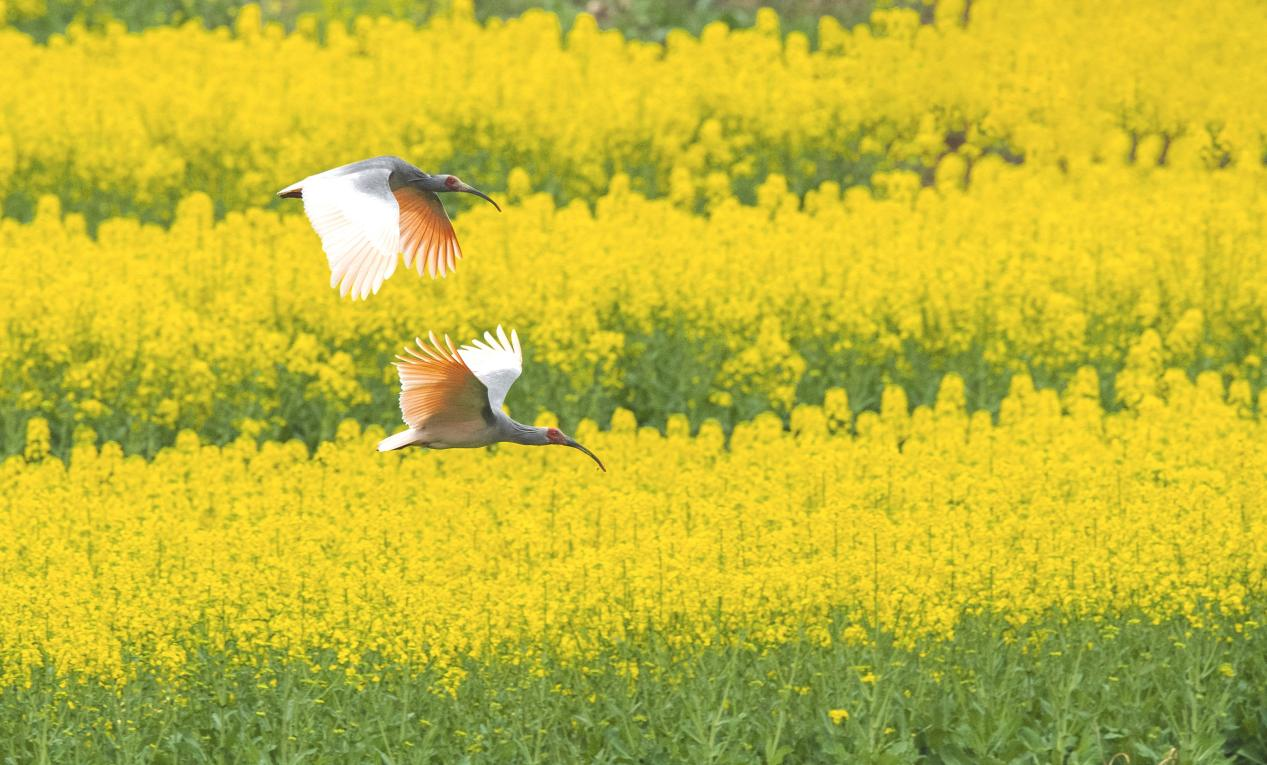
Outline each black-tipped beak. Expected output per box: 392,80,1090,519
458,182,501,212
564,437,606,472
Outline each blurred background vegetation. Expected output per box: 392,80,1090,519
6,0,909,41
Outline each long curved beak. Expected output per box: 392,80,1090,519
564,437,606,472
457,182,501,212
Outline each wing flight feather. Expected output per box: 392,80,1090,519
396,332,490,429
299,167,400,300
458,325,523,413
396,186,462,279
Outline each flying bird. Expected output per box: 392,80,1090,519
377,326,606,471
277,156,500,299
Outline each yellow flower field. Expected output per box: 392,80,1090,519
5,162,1267,454
5,376,1265,686
3,0,1267,760
1,0,1265,223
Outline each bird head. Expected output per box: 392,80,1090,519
440,175,501,212
545,427,605,472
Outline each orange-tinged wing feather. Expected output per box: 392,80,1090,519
395,187,462,279
395,332,489,429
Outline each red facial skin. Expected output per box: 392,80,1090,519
444,176,460,190
546,427,567,444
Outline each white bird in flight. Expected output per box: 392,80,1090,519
377,326,606,471
278,156,501,299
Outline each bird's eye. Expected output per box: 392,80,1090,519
445,176,459,189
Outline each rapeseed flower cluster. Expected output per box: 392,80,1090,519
2,379,1264,687
0,10,1264,761
1,0,1265,223
5,161,1267,452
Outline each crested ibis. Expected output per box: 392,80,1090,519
278,156,500,299
377,326,606,471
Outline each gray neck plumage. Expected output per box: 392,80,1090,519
412,174,446,192
388,165,440,192
407,173,443,191
500,417,549,445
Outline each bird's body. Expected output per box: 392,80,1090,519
378,326,605,471
277,156,499,300
377,410,542,451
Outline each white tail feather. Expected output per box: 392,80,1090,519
377,429,420,452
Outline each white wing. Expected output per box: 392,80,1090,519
299,167,400,300
458,325,523,412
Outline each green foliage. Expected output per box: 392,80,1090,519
0,609,1262,763
9,0,882,42
3,327,1228,460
